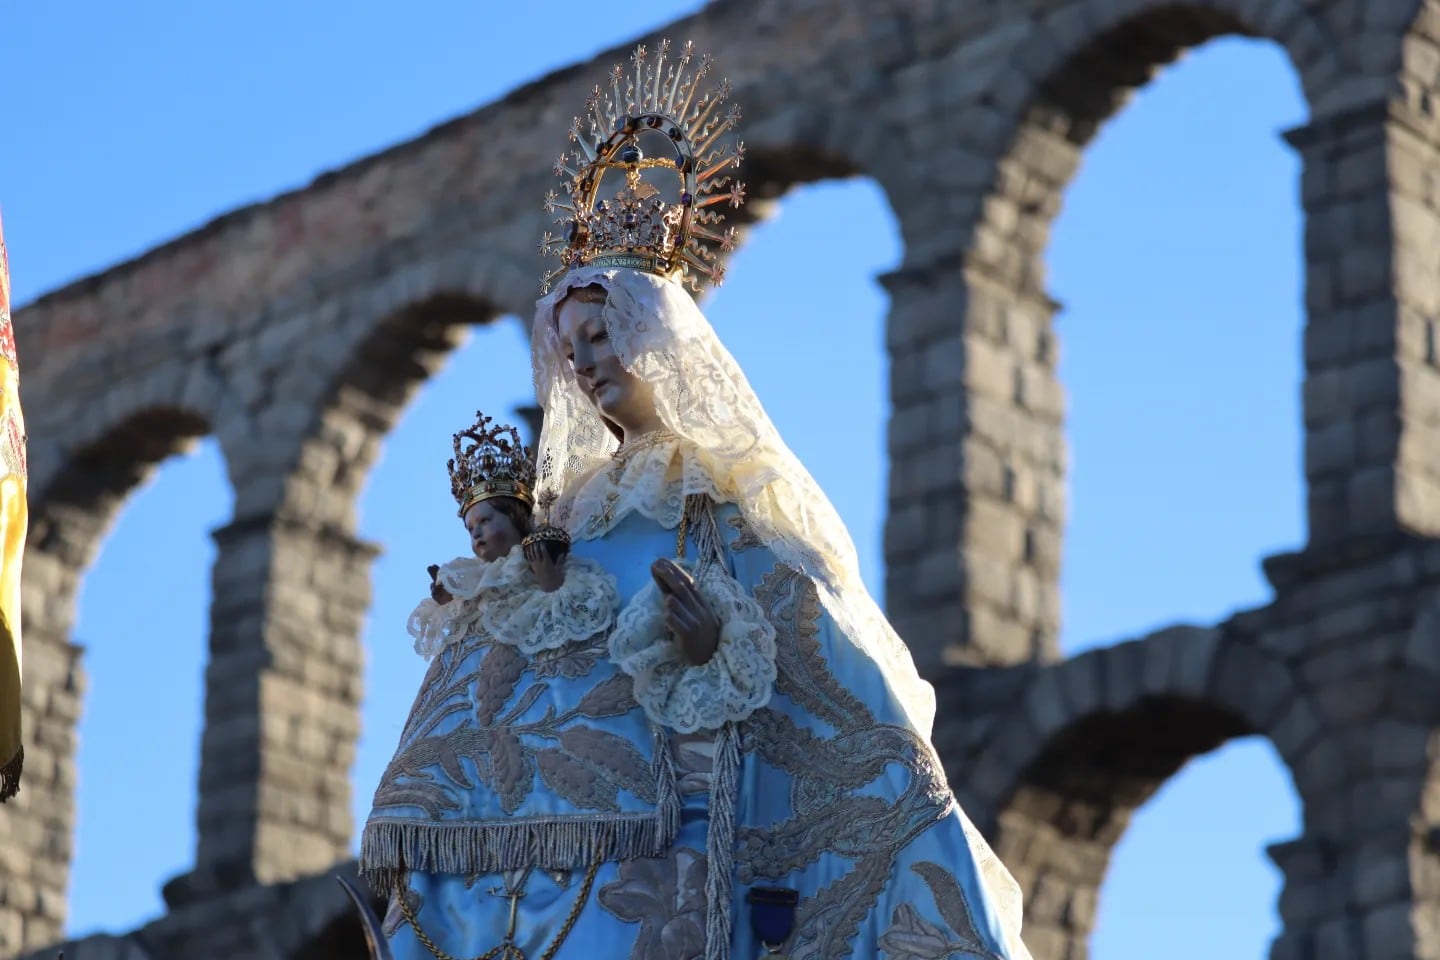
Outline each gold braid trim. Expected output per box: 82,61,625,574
399,858,602,960
0,745,19,802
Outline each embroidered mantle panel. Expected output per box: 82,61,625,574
725,516,1021,960
362,628,677,878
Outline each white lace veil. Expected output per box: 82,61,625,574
531,264,938,736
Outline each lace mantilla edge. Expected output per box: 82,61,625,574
609,563,778,734
558,434,747,546
407,551,620,660
960,810,1031,960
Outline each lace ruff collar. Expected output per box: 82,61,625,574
560,432,713,541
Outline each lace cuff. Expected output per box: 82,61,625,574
477,557,621,656
434,555,490,599
407,596,481,660
609,564,778,734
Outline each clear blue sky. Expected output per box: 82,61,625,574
3,4,1306,956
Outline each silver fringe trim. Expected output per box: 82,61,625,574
704,721,740,960
361,730,681,895
683,495,740,958
360,811,667,894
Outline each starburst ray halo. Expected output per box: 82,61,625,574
540,39,747,293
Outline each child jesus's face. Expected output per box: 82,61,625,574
463,500,522,562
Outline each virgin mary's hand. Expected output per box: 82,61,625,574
650,558,719,665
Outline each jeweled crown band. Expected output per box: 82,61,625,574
459,479,533,517
586,253,671,275
447,412,536,517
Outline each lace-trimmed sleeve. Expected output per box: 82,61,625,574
476,556,621,656
403,555,492,660
407,595,482,660
608,562,778,734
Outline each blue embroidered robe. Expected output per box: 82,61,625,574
364,501,1028,960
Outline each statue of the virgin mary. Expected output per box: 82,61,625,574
361,40,1032,960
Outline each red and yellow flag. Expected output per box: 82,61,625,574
0,209,27,802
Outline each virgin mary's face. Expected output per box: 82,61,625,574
556,295,659,438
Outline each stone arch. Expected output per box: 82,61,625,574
949,629,1311,958
22,352,225,659
280,291,501,531
867,0,1339,280
1384,0,1439,116
963,2,1321,298
868,0,1328,670
29,405,213,597
4,400,218,948
178,264,524,893
226,245,537,531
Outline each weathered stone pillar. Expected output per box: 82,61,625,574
165,513,378,903
881,263,1065,671
0,627,82,952
1286,100,1440,543
1268,820,1435,960
0,534,88,953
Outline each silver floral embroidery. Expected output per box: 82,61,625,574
756,566,874,733
529,633,608,679
877,863,1005,960
739,565,957,959
598,846,708,960
726,513,765,552
372,641,652,818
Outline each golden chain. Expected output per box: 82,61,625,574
610,429,677,463
536,860,601,960
397,859,602,960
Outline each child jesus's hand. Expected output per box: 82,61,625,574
428,565,453,604
525,541,565,593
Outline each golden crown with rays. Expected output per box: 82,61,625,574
447,412,536,517
540,39,748,293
